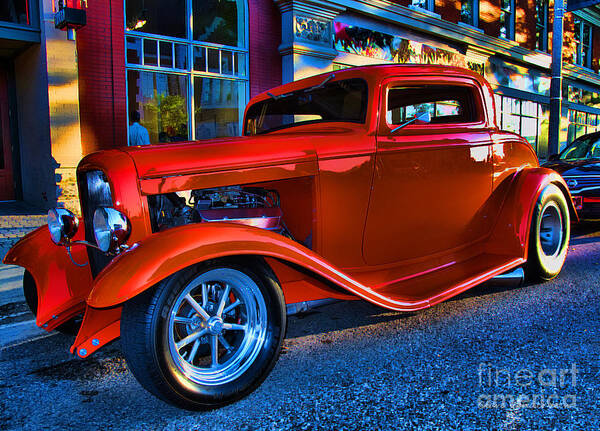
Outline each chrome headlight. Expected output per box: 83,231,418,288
47,208,79,245
93,207,131,253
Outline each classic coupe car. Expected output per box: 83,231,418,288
543,130,600,219
4,65,575,410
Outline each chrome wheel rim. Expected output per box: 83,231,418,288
167,268,268,386
539,201,564,258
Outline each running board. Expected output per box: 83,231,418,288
485,267,524,287
286,267,524,316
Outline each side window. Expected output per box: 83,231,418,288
386,84,480,126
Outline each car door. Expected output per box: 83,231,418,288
362,76,494,266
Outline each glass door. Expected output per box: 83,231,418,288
0,65,14,200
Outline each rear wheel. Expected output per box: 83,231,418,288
23,270,82,336
525,184,570,282
120,258,286,410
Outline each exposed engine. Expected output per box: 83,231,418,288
148,186,292,238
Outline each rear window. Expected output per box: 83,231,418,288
244,78,368,135
387,84,480,125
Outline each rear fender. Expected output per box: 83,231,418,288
3,225,92,330
486,167,576,258
87,223,421,311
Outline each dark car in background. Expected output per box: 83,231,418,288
544,131,600,219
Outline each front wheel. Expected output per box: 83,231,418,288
120,258,286,410
525,184,570,282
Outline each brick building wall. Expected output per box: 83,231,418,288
479,0,501,38
515,0,536,50
435,0,460,24
248,0,282,98
76,0,127,154
389,0,411,6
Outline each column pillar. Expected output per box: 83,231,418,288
274,0,345,83
548,0,565,156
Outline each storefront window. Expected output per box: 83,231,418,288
535,1,548,52
460,0,478,27
499,0,514,40
0,0,29,25
194,78,244,138
127,71,189,143
193,0,245,47
495,95,548,155
568,109,599,143
410,0,434,11
573,18,592,69
125,0,248,144
126,0,186,38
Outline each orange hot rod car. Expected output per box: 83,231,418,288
4,65,575,410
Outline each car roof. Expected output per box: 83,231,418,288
251,64,489,103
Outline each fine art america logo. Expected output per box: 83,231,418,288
477,363,578,409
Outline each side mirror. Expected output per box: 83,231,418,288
391,111,431,134
548,153,559,162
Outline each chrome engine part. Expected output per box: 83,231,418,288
149,186,290,236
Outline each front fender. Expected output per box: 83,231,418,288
3,225,92,329
486,167,577,258
87,223,424,311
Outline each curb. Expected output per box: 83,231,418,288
0,319,54,349
0,264,25,307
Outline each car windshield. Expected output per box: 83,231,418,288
244,78,368,135
559,135,600,160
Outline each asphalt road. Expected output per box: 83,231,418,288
1,223,599,430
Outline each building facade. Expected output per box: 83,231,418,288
1,0,600,209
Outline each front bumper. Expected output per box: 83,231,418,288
571,195,600,219
3,225,121,358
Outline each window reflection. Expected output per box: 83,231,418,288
193,0,244,47
194,78,242,139
127,71,189,144
126,0,186,38
125,0,248,143
496,95,549,156
0,0,29,25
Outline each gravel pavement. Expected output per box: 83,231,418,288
0,223,599,430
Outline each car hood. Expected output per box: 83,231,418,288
542,159,600,176
120,124,367,179
123,134,317,179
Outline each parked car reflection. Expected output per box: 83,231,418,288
544,131,600,219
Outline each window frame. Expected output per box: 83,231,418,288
124,0,250,145
567,109,599,143
460,0,479,28
0,0,31,27
410,0,435,12
535,0,549,52
494,94,547,153
379,77,489,136
499,0,515,41
244,78,369,136
573,17,593,69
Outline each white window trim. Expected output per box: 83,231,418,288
124,0,250,144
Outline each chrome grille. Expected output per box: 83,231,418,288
78,170,113,278
563,176,600,191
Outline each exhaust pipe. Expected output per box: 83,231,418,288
286,298,340,316
486,267,524,287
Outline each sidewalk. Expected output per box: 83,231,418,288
0,202,49,347
0,202,47,307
